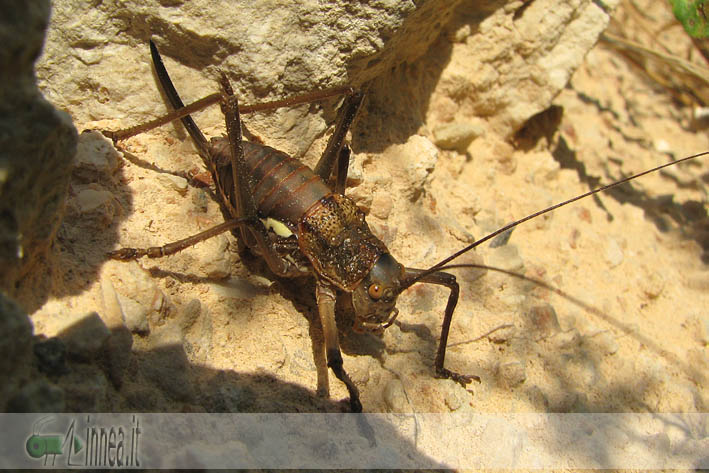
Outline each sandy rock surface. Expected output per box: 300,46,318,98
5,0,708,423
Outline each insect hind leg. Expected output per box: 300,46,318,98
107,218,252,260
218,74,309,279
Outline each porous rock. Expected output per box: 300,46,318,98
433,121,485,151
37,1,460,158
0,1,78,296
0,292,34,408
6,379,65,413
33,337,68,376
36,0,614,159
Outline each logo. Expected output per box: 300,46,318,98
24,415,141,467
25,416,82,466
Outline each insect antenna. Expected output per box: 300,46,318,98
398,150,709,293
432,262,596,311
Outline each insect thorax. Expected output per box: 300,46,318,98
298,194,388,291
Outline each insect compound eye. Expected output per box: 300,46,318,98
368,283,384,300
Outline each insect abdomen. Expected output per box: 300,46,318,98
243,141,330,225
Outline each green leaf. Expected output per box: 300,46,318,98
670,0,709,38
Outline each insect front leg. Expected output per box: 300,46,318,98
404,268,481,386
316,280,362,412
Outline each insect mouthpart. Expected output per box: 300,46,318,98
353,307,400,334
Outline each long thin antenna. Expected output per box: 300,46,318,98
400,150,709,291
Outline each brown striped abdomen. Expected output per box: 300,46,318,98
208,137,330,227
241,141,330,226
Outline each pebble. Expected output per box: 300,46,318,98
370,191,393,220
347,356,373,386
383,378,411,413
142,325,195,402
489,228,513,248
73,130,120,180
487,243,524,272
345,153,365,184
640,271,665,299
197,234,232,278
33,337,68,375
100,276,133,388
368,220,397,248
432,121,484,151
156,173,189,195
111,262,172,326
653,138,672,154
493,140,517,175
115,292,150,334
72,47,103,65
525,303,561,339
191,188,210,212
101,277,124,329
346,183,373,212
60,312,111,360
604,238,624,268
114,261,157,299
74,187,115,213
497,359,527,388
71,185,118,227
443,384,471,412
209,276,270,299
288,348,317,376
553,328,581,350
178,298,202,332
392,135,439,201
588,330,619,355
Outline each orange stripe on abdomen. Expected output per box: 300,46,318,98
243,141,330,227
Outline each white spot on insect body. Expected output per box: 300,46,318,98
261,217,294,238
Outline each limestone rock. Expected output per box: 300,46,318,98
433,121,485,151
60,312,111,360
33,337,68,376
0,293,34,408
6,379,65,412
0,1,78,296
